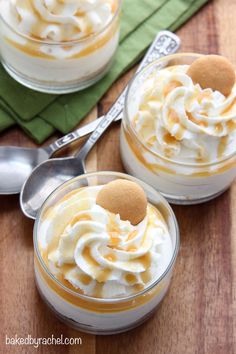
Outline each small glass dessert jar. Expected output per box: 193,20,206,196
34,172,179,334
0,0,121,94
120,53,236,205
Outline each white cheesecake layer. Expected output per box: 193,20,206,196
35,261,172,333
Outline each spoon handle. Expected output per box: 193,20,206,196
76,31,181,161
45,31,180,158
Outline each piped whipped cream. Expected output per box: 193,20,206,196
0,0,116,41
132,65,236,164
39,186,172,299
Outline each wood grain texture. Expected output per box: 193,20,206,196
0,0,235,353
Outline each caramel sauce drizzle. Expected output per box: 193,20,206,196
125,273,137,284
163,132,177,145
70,214,92,226
187,112,209,128
218,136,229,159
227,120,236,132
82,246,100,268
104,253,117,262
222,98,236,115
140,270,152,284
197,91,212,102
163,80,182,97
124,125,236,177
35,255,165,313
124,127,176,175
36,187,171,311
167,109,185,141
36,188,170,306
39,188,166,303
127,230,138,241
6,1,119,59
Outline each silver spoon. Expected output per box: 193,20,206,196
0,31,180,196
0,114,122,195
20,31,181,219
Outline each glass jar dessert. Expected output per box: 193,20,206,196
0,0,121,93
34,172,179,334
120,53,236,204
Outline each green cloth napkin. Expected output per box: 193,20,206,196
0,0,209,143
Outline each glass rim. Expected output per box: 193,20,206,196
124,52,236,169
33,171,179,304
0,0,121,46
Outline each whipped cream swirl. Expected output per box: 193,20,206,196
1,0,116,41
39,186,172,298
133,65,236,163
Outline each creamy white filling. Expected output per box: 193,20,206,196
39,185,172,299
132,65,236,164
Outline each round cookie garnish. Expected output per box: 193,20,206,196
96,179,147,225
187,55,235,96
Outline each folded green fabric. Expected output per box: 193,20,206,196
0,0,209,143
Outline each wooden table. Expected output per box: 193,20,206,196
1,0,236,353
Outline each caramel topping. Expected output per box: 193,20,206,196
124,127,176,175
140,270,152,284
163,132,177,145
78,274,92,286
215,123,224,134
82,246,100,268
227,120,236,132
123,125,236,178
70,214,92,226
138,253,151,269
163,80,182,97
169,109,179,125
125,274,137,284
38,184,171,302
5,11,119,59
187,112,209,128
35,255,164,312
96,269,111,283
14,0,117,41
104,253,117,262
127,246,137,252
82,247,111,283
127,230,138,241
218,136,228,159
197,91,212,102
223,98,236,115
109,236,120,247
175,126,185,141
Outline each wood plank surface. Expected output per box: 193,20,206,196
0,0,236,353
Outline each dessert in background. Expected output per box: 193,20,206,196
0,0,120,93
34,173,179,334
121,54,236,204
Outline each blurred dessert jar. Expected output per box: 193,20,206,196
34,173,179,334
121,53,236,204
0,0,121,93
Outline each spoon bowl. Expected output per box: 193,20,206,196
0,146,49,194
0,117,107,195
20,156,85,219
